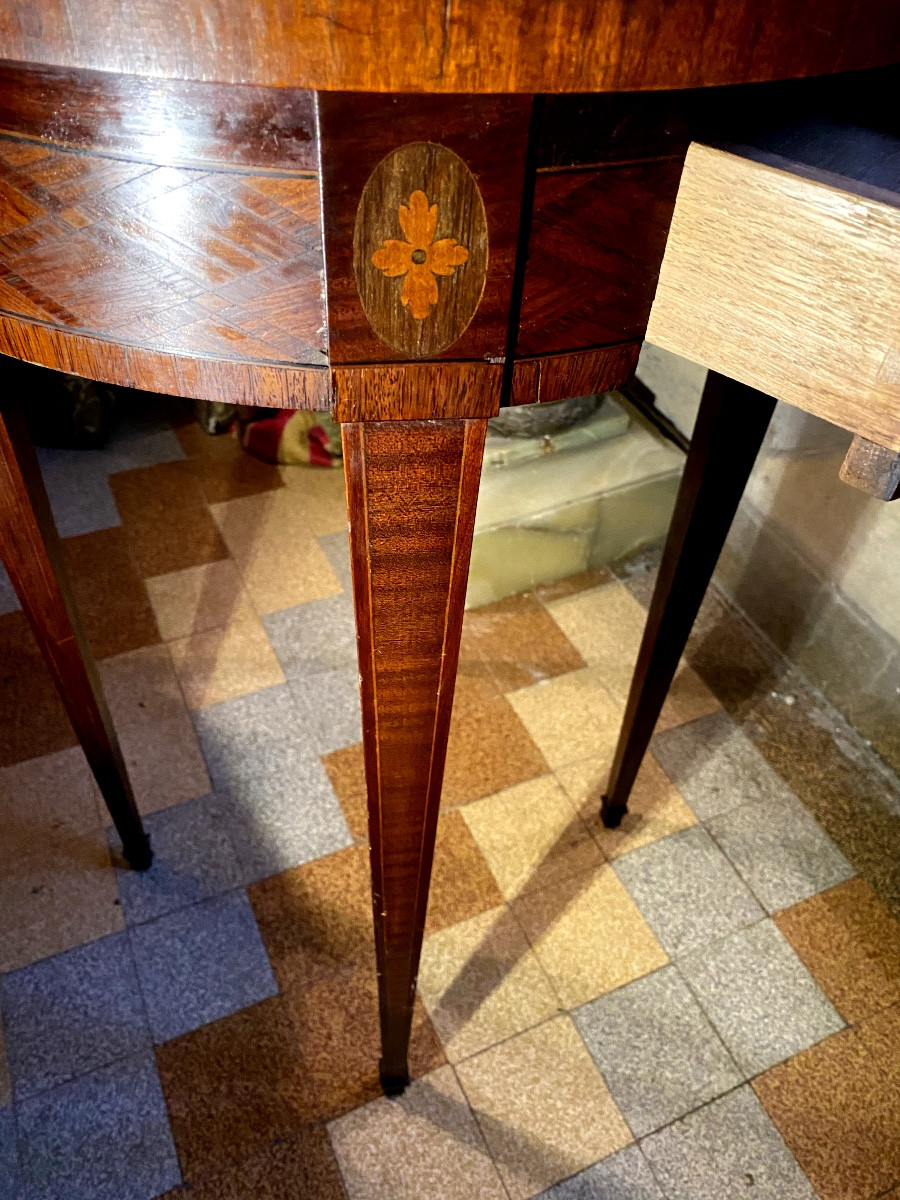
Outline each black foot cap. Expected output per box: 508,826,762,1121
379,1062,410,1097
600,797,626,829
122,833,153,871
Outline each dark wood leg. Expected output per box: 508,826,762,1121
0,396,151,869
601,371,777,827
343,417,485,1093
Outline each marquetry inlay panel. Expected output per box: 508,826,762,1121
0,139,327,366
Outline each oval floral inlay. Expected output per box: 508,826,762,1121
353,142,488,357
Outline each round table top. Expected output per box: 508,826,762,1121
1,0,899,93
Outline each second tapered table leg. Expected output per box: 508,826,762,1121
343,416,485,1093
601,371,777,827
0,397,152,869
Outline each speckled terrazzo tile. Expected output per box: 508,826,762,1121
322,741,368,842
288,668,362,755
655,663,721,732
210,490,342,614
156,1123,347,1200
573,965,740,1137
1,932,149,1100
532,567,614,604
443,675,550,807
678,920,844,1076
460,775,602,900
0,1109,21,1198
16,1050,181,1200
145,559,249,642
263,591,358,677
652,710,797,820
753,1005,900,1200
456,1015,632,1200
112,796,243,925
318,529,353,591
288,966,444,1120
0,563,20,616
512,866,667,1009
613,826,763,958
427,811,506,933
181,429,285,505
99,645,211,818
64,527,161,658
0,1009,10,1108
110,460,229,577
249,846,374,992
418,904,560,1062
129,891,277,1043
463,593,585,692
506,666,623,771
774,878,900,1022
641,1085,817,1200
193,685,352,883
707,794,854,913
557,752,696,859
155,996,315,1181
545,582,645,697
275,463,348,536
536,1145,664,1200
168,598,286,710
328,1063,507,1200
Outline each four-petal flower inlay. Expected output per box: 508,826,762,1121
372,190,469,320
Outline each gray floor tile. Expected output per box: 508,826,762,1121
652,712,797,821
16,1051,181,1200
613,827,764,958
288,668,362,755
537,1145,664,1199
678,920,844,1076
0,1108,23,1200
37,451,123,538
707,795,855,913
111,796,244,925
194,686,352,883
573,966,741,1137
263,591,358,677
640,1086,817,1200
129,891,277,1043
318,530,353,591
0,564,20,615
1,934,150,1101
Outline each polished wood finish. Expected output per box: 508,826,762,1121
840,435,900,501
333,362,501,422
602,372,777,826
509,343,640,407
0,61,318,170
319,93,531,370
647,139,900,450
343,415,485,1089
0,393,151,866
1,2,898,92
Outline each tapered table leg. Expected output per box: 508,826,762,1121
601,371,777,827
0,397,151,869
343,417,485,1093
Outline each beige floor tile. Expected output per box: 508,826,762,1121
507,666,623,770
277,464,349,536
0,746,105,838
328,1064,507,1200
557,752,697,859
546,582,645,699
211,490,342,613
512,865,668,1008
418,905,561,1062
167,599,286,709
99,645,211,817
461,776,603,899
547,584,719,729
456,1016,632,1199
146,559,249,642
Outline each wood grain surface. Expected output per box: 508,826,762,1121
343,415,486,1085
647,142,900,451
319,93,531,368
0,1,897,92
510,343,640,407
333,362,501,422
354,142,488,357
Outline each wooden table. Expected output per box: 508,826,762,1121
0,1,897,1094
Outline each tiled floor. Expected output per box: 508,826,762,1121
1,396,900,1199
